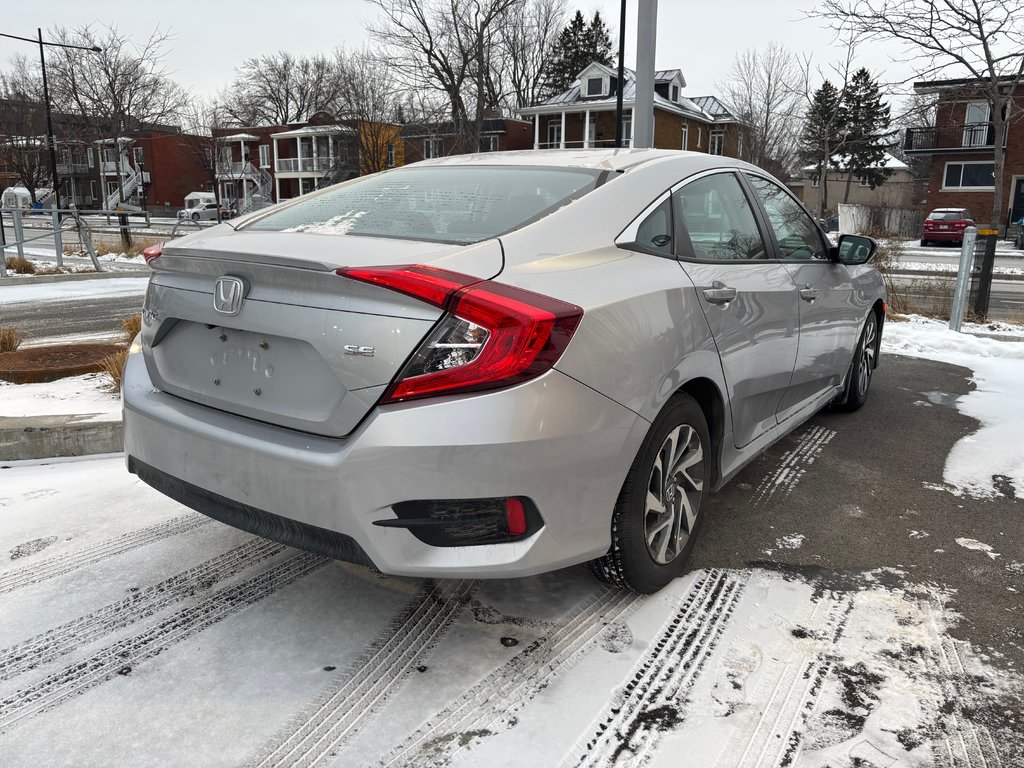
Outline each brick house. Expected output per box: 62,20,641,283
212,113,405,207
401,118,533,162
518,62,749,158
95,131,212,213
904,76,1024,227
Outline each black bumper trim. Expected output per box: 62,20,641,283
128,457,377,571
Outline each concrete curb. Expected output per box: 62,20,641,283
0,415,123,462
0,269,147,285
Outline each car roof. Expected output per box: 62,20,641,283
409,148,741,174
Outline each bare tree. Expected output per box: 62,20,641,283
718,43,806,178
366,0,524,153
811,0,1024,230
336,48,403,174
499,0,567,111
0,55,50,201
177,98,223,204
221,52,346,126
46,24,189,136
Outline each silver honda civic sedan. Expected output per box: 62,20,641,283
123,149,884,593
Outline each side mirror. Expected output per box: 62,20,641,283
832,233,878,265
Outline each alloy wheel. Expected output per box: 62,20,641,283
644,424,704,565
857,315,877,398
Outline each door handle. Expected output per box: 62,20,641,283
702,282,737,305
799,287,819,303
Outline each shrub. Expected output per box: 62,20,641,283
120,314,142,344
98,347,130,392
4,256,35,274
0,327,21,353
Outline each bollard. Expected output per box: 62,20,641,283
949,227,977,332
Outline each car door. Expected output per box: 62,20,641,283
743,173,860,423
671,171,800,449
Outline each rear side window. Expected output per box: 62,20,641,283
243,166,602,245
927,210,970,221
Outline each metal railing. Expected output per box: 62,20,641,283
904,122,998,151
275,157,335,173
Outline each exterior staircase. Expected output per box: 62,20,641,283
236,163,273,214
105,164,142,211
315,158,355,190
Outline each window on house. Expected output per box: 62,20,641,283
259,145,270,168
671,85,679,102
219,147,232,168
622,115,632,145
386,142,395,166
859,173,871,187
709,130,724,156
943,162,994,189
737,132,744,160
963,102,991,147
479,135,499,152
133,147,144,164
424,138,443,159
224,182,235,200
811,176,820,188
681,124,688,150
547,121,562,147
586,77,604,97
696,127,702,148
90,180,96,200
87,148,94,168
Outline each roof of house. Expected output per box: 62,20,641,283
401,118,527,139
271,124,356,139
913,74,1021,95
521,62,737,125
801,152,910,173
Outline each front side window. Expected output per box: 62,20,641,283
245,166,603,245
746,174,828,261
673,173,767,261
944,162,994,189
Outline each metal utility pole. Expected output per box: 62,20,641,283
0,31,102,212
614,0,627,148
633,0,658,149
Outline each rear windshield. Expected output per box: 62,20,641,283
927,210,969,221
243,166,602,244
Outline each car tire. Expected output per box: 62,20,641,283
191,212,200,221
833,311,878,412
589,394,710,594
920,238,928,247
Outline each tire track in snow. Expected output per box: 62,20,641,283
719,597,854,768
376,581,647,768
923,597,1003,768
244,580,476,768
561,569,743,768
0,513,210,595
0,550,326,731
752,426,836,507
0,537,284,682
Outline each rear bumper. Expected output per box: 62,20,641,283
922,229,965,242
122,351,649,578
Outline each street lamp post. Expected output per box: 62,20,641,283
0,30,102,212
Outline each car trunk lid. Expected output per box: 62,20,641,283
142,232,503,438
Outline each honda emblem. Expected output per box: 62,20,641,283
213,276,248,315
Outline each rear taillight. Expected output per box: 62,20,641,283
142,242,163,265
337,264,583,403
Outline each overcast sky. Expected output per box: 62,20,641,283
0,0,921,112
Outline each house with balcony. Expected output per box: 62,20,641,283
271,121,360,201
215,128,278,214
518,63,748,158
94,131,211,213
904,76,1024,227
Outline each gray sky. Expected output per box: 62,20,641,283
0,0,920,111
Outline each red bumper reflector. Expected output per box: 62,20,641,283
505,498,527,535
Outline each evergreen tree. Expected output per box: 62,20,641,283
544,10,615,95
799,80,846,217
837,68,893,200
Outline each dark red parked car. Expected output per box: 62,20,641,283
921,208,974,246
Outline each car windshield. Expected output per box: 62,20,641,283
927,210,968,221
243,165,603,244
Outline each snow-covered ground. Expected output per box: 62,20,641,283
0,314,1021,766
0,276,148,305
899,260,1024,276
0,373,119,421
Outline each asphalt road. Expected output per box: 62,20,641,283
695,353,1023,670
0,290,146,346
